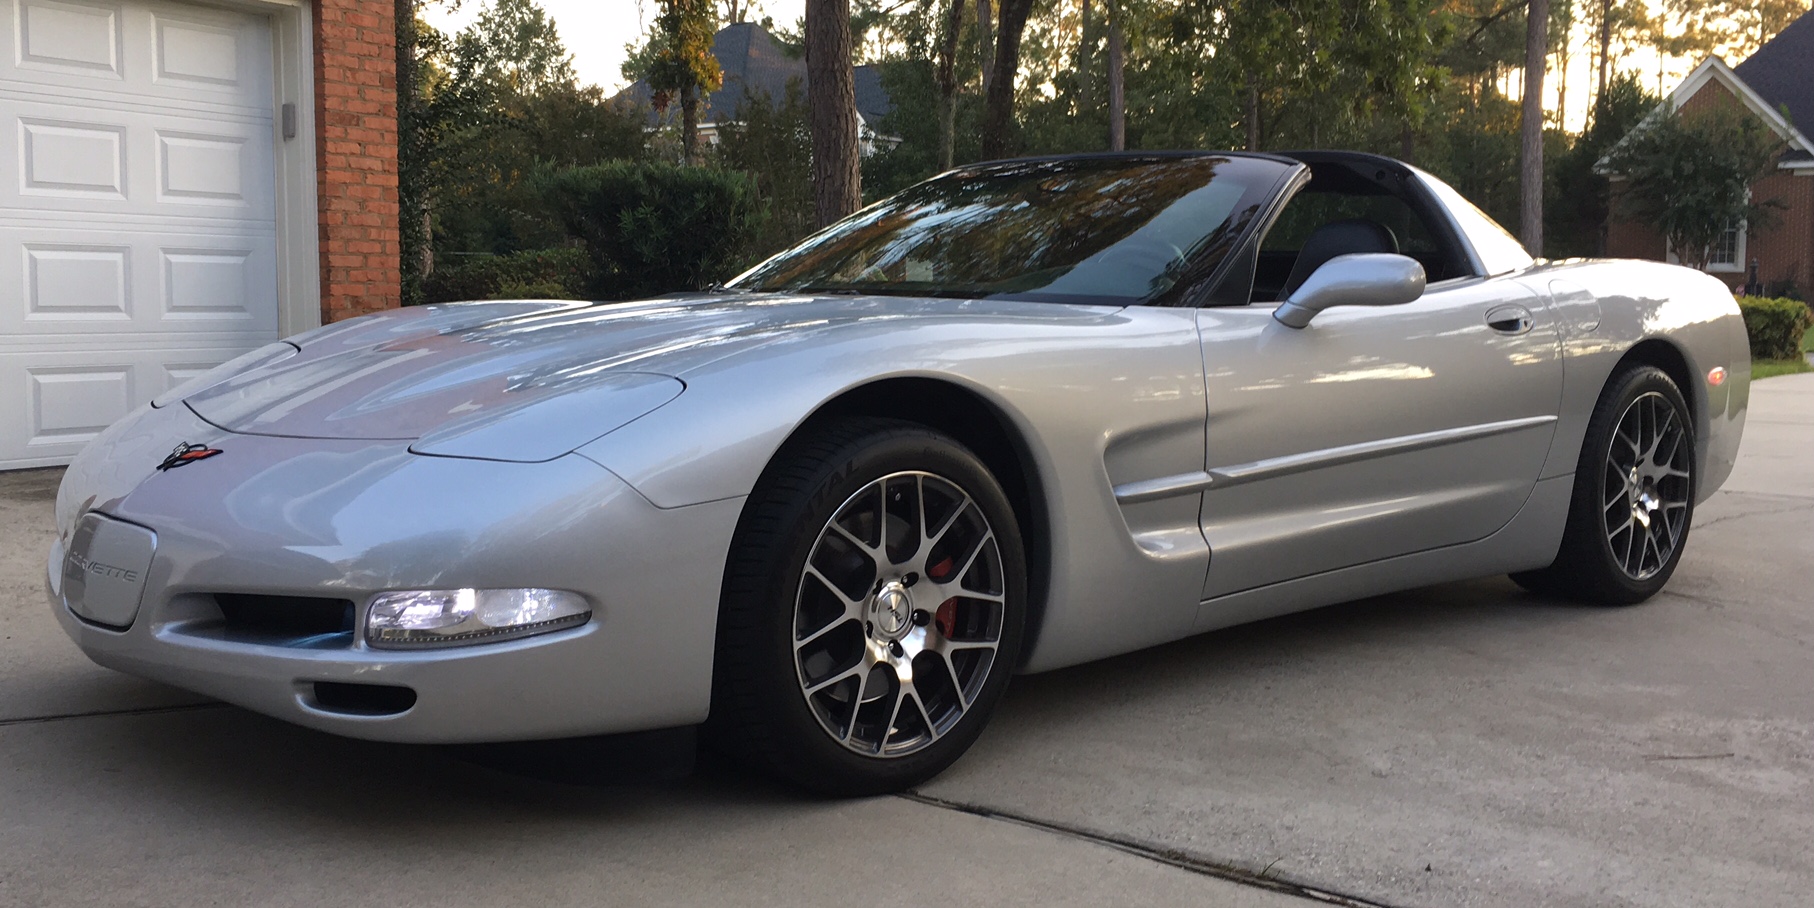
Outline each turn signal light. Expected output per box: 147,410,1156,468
1707,367,1727,386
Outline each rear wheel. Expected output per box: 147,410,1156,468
711,418,1026,795
1512,365,1695,604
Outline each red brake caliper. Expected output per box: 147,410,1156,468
928,555,958,639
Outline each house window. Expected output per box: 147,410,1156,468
1665,219,1747,273
1708,221,1741,269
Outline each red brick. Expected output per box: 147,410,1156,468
313,0,399,321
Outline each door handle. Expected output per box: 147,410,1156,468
1485,305,1534,335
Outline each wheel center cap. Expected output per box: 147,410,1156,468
1633,477,1660,527
873,582,912,638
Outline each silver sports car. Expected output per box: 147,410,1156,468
48,152,1748,794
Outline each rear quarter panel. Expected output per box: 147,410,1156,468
1516,259,1747,500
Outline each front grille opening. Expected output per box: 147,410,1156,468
214,594,354,642
312,682,417,716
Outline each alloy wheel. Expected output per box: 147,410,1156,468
792,471,1006,758
1602,391,1692,580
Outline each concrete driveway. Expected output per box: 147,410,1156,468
4,374,1811,908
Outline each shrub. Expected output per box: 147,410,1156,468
540,160,764,300
421,246,594,303
1738,296,1814,360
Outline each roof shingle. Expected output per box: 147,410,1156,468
1733,11,1814,141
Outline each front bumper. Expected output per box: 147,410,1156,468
48,405,744,744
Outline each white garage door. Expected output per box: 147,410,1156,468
0,0,280,469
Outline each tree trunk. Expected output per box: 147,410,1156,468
976,0,994,102
1400,122,1415,163
806,0,861,226
1596,0,1610,110
982,0,1034,159
681,85,701,162
1557,17,1569,130
1521,0,1549,255
1077,0,1095,112
1106,0,1124,151
935,0,966,170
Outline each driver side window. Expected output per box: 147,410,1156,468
1252,190,1457,303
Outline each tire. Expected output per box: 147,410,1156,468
1511,365,1696,604
710,417,1027,796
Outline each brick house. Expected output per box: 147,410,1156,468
618,22,897,155
1602,13,1814,296
0,0,401,469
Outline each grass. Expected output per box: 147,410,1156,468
1751,323,1814,381
1753,358,1811,380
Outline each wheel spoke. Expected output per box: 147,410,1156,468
828,521,880,557
938,651,969,706
910,689,939,741
920,498,974,565
950,531,994,588
797,614,857,650
806,664,866,697
882,683,909,749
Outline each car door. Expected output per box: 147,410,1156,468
1194,275,1563,600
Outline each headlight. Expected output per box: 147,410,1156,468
365,588,591,648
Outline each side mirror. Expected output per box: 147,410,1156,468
1272,253,1427,329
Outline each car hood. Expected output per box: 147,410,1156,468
181,293,1083,445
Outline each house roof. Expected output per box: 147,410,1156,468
1596,55,1814,174
1734,11,1814,144
618,23,893,130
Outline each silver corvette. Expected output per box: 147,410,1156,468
48,152,1748,794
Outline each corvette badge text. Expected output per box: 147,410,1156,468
157,443,223,471
66,551,140,583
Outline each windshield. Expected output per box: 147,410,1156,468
729,156,1288,304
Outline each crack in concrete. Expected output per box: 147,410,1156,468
897,790,1408,908
1692,499,1814,530
0,702,223,729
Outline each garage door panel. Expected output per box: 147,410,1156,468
23,242,130,319
2,223,277,334
0,343,254,465
18,116,126,197
156,129,248,205
15,0,124,79
5,96,273,219
6,0,269,106
27,363,134,443
2,0,279,470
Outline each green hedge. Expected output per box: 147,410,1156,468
1738,296,1814,360
422,247,593,304
540,161,763,300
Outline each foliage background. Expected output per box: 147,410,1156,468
396,0,1807,303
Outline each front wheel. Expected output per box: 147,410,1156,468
1512,365,1696,604
711,418,1027,796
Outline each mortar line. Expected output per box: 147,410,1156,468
0,702,225,728
896,790,1408,908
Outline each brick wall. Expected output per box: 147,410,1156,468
1606,73,1814,296
1746,169,1814,294
313,1,400,323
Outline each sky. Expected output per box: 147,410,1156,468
424,0,1693,134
